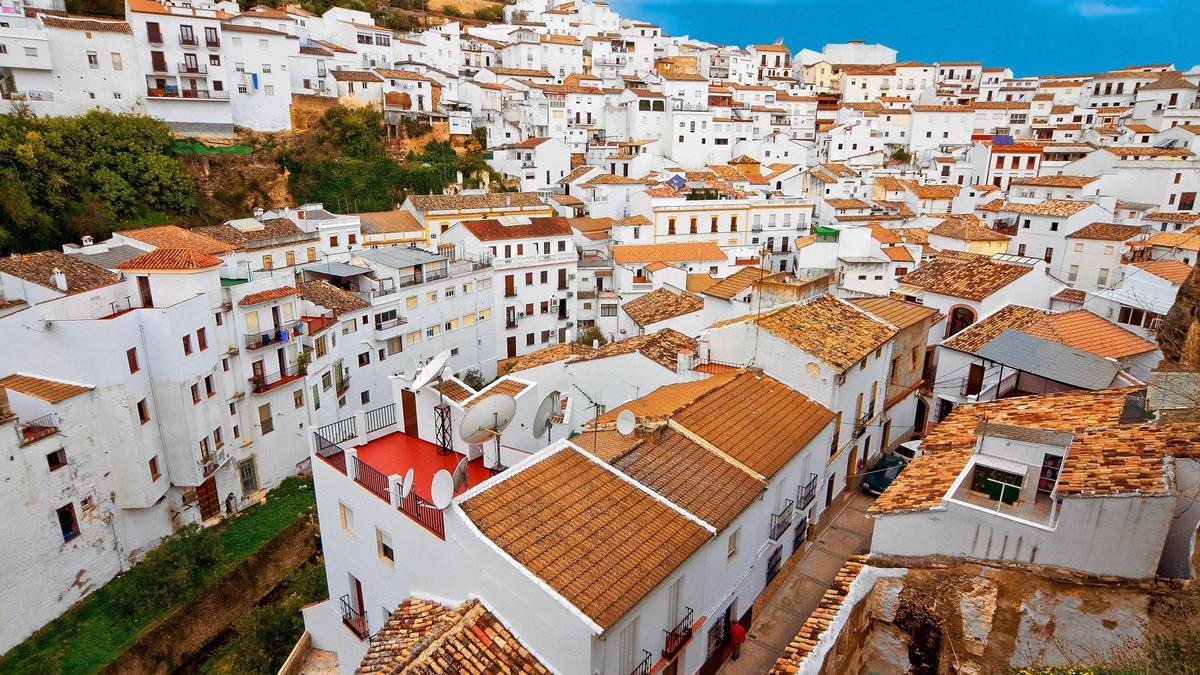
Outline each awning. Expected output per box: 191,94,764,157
301,261,372,278
813,225,840,238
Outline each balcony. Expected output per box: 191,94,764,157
505,317,518,329
798,473,819,511
336,375,352,397
629,651,652,675
206,37,220,48
852,413,869,440
146,87,230,100
200,445,231,477
178,62,208,74
245,322,305,351
17,413,58,445
147,31,163,45
769,498,794,541
373,316,408,338
179,34,199,47
662,607,694,661
249,363,305,394
339,594,369,639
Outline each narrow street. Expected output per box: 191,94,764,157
719,492,875,674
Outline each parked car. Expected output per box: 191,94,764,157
861,453,908,496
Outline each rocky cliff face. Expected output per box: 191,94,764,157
1160,260,1200,368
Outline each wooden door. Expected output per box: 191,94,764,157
504,274,515,297
965,363,984,396
137,276,154,308
845,446,858,491
401,389,418,436
197,476,219,520
506,336,517,358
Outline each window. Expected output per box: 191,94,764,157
376,528,395,562
127,347,140,373
57,504,80,542
111,52,123,70
1097,268,1109,286
601,304,617,317
137,399,150,424
204,374,215,397
361,390,370,405
182,335,193,355
294,389,304,408
238,459,258,493
1074,242,1084,252
1043,247,1054,265
213,427,224,449
1067,265,1078,282
338,501,354,532
258,403,273,434
149,456,161,481
47,448,67,471
24,47,37,58
727,527,739,559
87,51,99,68
191,384,201,404
329,235,339,248
406,295,418,310
322,372,333,390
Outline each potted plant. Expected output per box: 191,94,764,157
296,350,311,376
250,375,266,393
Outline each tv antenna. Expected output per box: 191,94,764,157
413,350,453,455
429,469,454,510
572,384,604,457
615,409,636,436
400,468,414,499
459,394,517,473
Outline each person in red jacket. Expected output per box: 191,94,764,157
730,621,747,661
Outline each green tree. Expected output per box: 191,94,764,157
576,326,608,347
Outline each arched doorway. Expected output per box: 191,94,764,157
946,305,977,338
914,398,928,436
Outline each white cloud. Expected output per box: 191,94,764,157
1071,1,1154,17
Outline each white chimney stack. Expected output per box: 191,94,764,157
81,235,94,247
253,207,265,219
50,267,68,292
676,349,694,377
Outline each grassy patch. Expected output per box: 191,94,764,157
0,476,315,675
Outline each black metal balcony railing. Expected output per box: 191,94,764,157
336,375,352,396
340,594,369,639
769,498,794,541
852,413,869,439
206,37,220,48
318,416,358,445
394,484,445,538
245,322,304,350
350,454,389,501
178,62,207,74
506,318,518,329
314,431,347,473
766,546,783,583
373,316,408,332
365,403,396,434
18,413,59,444
798,473,819,511
629,650,652,675
662,607,694,660
792,514,810,552
249,363,304,394
179,34,198,47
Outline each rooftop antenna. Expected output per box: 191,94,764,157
429,469,454,510
532,391,560,444
451,456,469,492
459,394,517,473
615,409,636,436
400,468,414,499
572,383,604,457
412,350,453,454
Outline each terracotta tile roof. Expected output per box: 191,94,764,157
686,273,720,293
701,267,769,300
1009,175,1099,188
116,225,236,255
1104,146,1192,158
869,387,1141,515
930,216,1011,242
296,280,369,314
374,69,432,82
497,342,595,375
911,105,973,113
1145,211,1200,224
486,66,554,78
617,214,652,226
580,172,645,185
238,285,299,306
407,193,545,213
996,199,1096,218
869,223,902,244
358,210,423,235
0,373,92,403
552,194,584,207
611,242,725,265
672,370,834,477
569,328,697,371
1053,288,1086,304
40,15,130,32
901,254,1032,301
558,165,597,184
850,296,939,329
716,296,897,373
357,597,549,674
944,304,1154,358
902,181,960,200
825,198,870,210
0,251,119,294
770,556,866,673
594,372,738,426
465,377,529,406
459,446,711,629
194,218,315,249
1140,227,1200,251
608,427,763,530
116,248,222,271
1134,259,1193,284
1066,222,1142,241
622,288,704,326
460,217,572,242
1055,423,1200,497
434,379,474,403
882,246,915,262
895,227,930,244
331,70,382,82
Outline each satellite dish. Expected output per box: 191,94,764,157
452,457,469,491
616,409,636,436
532,393,558,439
411,350,452,392
459,394,517,444
430,470,454,510
400,468,414,498
393,354,417,381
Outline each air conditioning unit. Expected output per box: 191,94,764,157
517,312,526,318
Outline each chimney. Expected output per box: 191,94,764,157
0,386,10,420
296,209,305,220
253,207,265,219
676,349,694,376
505,194,512,207
50,267,68,292
81,235,94,247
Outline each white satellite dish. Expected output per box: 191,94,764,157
411,350,452,392
616,409,636,436
459,394,517,444
532,392,558,439
452,456,469,491
400,468,414,498
393,354,417,381
430,469,454,510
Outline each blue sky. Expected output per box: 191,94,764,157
606,0,1199,76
